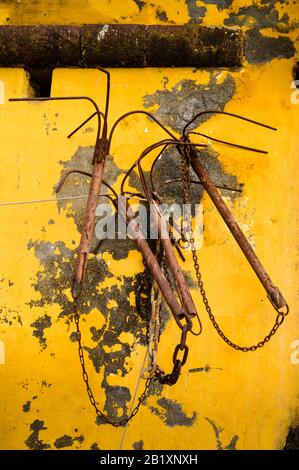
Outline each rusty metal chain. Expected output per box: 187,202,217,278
191,249,289,351
142,280,162,378
142,241,162,378
155,321,190,385
149,145,195,385
135,268,152,320
182,142,289,352
74,301,151,427
149,244,193,385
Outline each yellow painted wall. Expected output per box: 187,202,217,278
0,0,298,450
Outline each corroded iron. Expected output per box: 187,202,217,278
10,68,289,427
0,24,242,68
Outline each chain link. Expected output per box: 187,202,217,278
73,138,289,425
181,141,289,352
155,318,191,385
74,302,151,427
191,247,289,351
142,268,162,377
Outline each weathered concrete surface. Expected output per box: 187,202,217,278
0,24,243,68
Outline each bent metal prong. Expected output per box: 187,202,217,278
9,70,289,426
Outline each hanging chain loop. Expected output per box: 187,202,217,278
74,301,151,427
181,141,289,352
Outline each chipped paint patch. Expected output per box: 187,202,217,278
143,74,236,133
30,314,52,350
205,417,238,450
54,433,84,449
96,383,131,425
24,420,50,450
149,397,196,427
90,442,100,450
22,400,31,412
57,147,123,239
189,364,223,373
201,0,233,10
132,439,144,449
156,8,168,22
149,146,241,210
27,239,111,318
185,0,207,24
244,29,295,64
284,426,299,449
132,0,146,12
224,0,297,33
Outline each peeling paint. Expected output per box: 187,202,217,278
284,425,299,450
143,74,236,133
22,400,31,412
224,0,297,33
149,397,196,427
132,0,146,12
90,442,100,450
30,314,52,350
244,29,295,64
132,439,144,449
54,433,84,449
185,0,207,24
57,147,123,237
24,420,50,450
96,383,131,425
201,0,233,10
27,239,111,319
149,146,241,210
156,8,168,23
205,417,239,450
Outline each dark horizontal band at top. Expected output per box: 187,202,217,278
0,24,243,68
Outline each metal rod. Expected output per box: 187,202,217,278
67,111,101,139
183,110,277,136
188,131,268,155
135,141,201,319
122,200,186,326
184,139,287,311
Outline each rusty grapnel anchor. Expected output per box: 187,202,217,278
10,67,289,426
9,70,199,424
